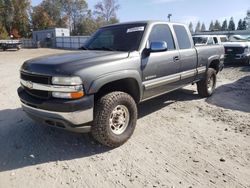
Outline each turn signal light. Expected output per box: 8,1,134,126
52,91,85,99
70,91,85,99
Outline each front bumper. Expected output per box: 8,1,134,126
224,54,250,64
18,87,94,133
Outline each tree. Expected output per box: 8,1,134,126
188,22,193,33
11,0,31,37
39,0,68,28
201,23,206,31
209,21,214,31
31,5,55,30
245,9,250,30
75,10,100,35
228,17,235,31
94,0,120,24
242,19,247,30
61,0,88,33
214,20,221,31
237,19,243,30
0,0,30,38
221,19,228,31
0,23,8,39
2,0,14,34
195,21,201,33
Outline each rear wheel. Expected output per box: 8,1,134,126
197,68,217,97
91,92,137,147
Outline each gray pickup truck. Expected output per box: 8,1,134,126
18,21,224,147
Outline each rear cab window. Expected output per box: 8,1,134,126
173,25,192,49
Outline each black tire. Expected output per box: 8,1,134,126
91,92,137,147
197,68,217,97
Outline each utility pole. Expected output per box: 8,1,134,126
168,14,172,22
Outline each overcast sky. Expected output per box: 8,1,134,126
32,0,250,29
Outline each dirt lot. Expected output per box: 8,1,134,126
0,49,249,188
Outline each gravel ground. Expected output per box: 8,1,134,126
0,49,249,188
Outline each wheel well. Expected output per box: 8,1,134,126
95,78,141,103
209,60,220,73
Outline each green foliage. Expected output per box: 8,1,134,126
242,20,247,30
0,0,30,38
214,20,221,30
245,9,250,30
62,0,88,33
237,19,243,30
94,0,120,25
221,19,227,31
228,17,235,31
31,0,120,35
195,21,201,33
32,5,55,30
188,22,193,33
209,21,214,31
0,23,8,39
201,23,206,31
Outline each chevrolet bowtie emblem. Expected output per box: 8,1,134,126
26,81,33,89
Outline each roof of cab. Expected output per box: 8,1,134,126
101,20,186,28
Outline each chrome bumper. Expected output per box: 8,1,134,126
21,102,93,133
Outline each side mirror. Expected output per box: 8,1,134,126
150,41,168,52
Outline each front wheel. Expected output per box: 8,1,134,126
197,68,217,97
91,92,137,147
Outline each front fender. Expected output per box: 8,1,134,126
88,70,143,99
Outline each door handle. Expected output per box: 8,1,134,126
173,56,180,62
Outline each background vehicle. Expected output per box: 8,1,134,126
224,42,250,65
0,40,21,51
193,35,228,46
17,21,224,147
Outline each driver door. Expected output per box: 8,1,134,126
142,24,181,100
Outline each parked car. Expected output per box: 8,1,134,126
17,21,224,147
193,35,228,46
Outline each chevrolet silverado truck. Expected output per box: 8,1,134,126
18,21,224,147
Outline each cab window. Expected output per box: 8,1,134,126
148,24,175,50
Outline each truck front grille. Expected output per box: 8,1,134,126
20,71,51,99
225,47,245,55
21,71,51,84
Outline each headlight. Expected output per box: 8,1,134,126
52,76,82,86
51,76,84,99
52,91,85,99
244,47,250,54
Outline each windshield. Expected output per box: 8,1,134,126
85,24,147,52
229,35,250,42
193,37,208,45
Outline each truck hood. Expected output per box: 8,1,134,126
21,50,129,75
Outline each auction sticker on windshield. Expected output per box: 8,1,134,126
127,27,145,33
